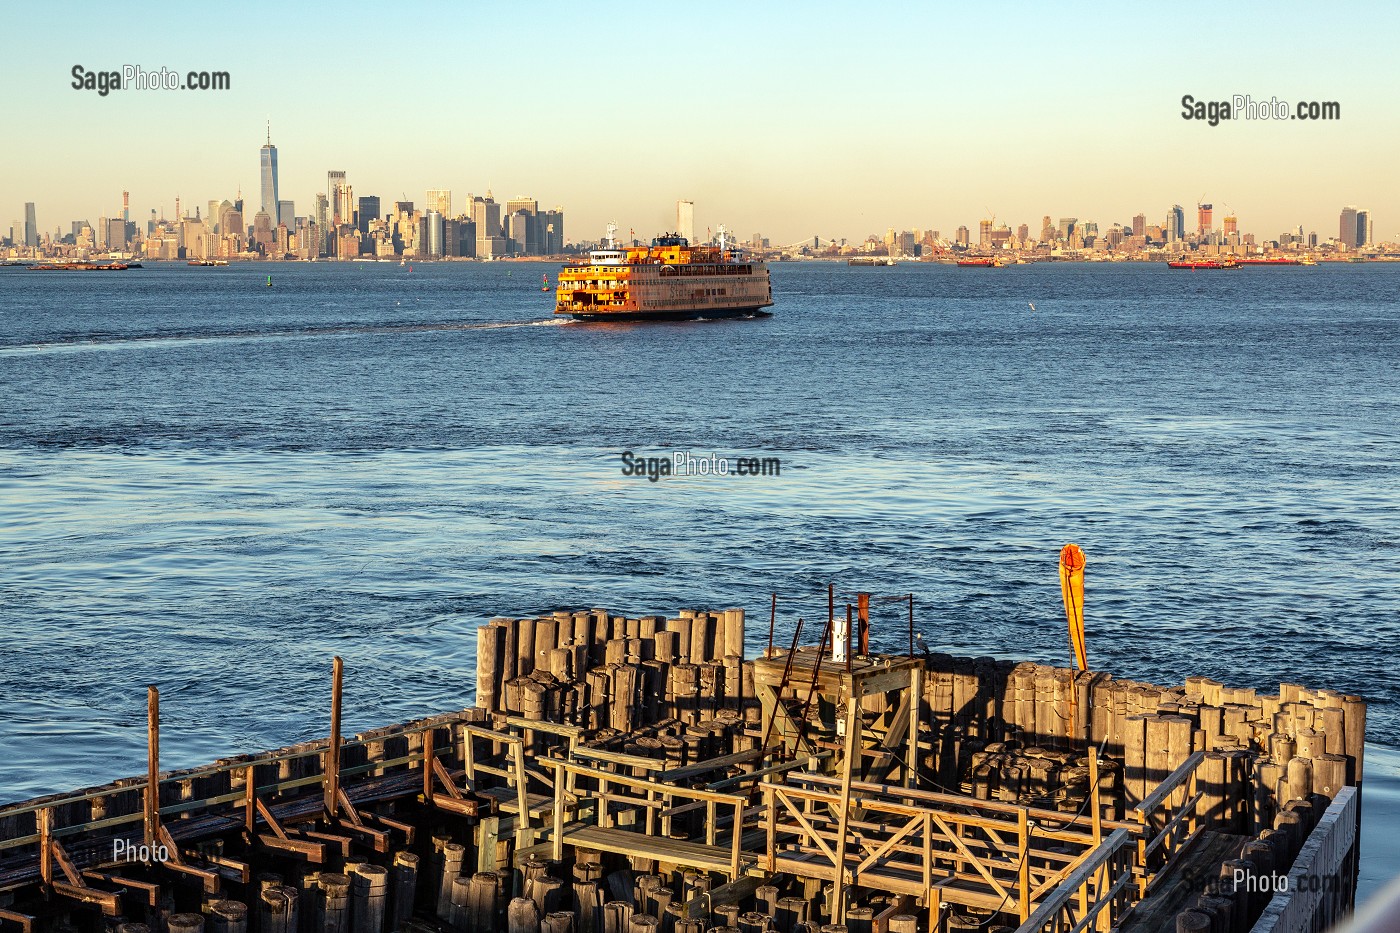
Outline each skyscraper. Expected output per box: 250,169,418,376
328,171,347,223
1223,215,1238,236
1339,206,1359,248
540,209,564,255
277,201,295,228
425,211,445,258
1356,209,1370,248
24,202,37,247
260,125,279,226
677,200,695,243
426,190,452,218
358,196,380,235
1197,202,1213,235
1132,213,1146,238
335,185,354,230
1167,205,1185,242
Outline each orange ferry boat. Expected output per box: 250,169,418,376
555,227,772,321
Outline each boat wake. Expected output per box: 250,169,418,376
0,317,568,355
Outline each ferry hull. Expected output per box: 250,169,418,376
568,306,773,322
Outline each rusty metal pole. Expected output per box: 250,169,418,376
145,685,160,849
325,656,343,817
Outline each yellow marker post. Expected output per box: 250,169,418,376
1059,544,1087,671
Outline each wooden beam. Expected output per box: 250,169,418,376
325,656,343,817
256,798,289,840
37,807,52,887
256,834,327,862
52,882,121,916
657,748,764,783
146,686,160,849
50,839,82,886
832,685,863,922
82,870,162,907
0,907,37,933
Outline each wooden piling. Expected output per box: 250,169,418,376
351,863,389,933
510,897,543,933
320,874,353,933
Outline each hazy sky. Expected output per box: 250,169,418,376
5,1,1398,245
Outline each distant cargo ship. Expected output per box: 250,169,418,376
555,227,772,321
955,257,1004,267
188,259,229,266
1166,259,1240,270
1237,258,1302,266
848,257,895,267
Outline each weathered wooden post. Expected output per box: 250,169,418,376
146,685,161,850
326,657,344,818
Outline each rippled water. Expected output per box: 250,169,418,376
1,261,1397,815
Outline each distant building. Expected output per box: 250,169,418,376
978,219,992,248
1132,213,1146,238
252,210,273,254
473,195,502,256
358,196,381,235
24,202,37,247
1197,202,1213,235
1058,217,1077,240
1167,205,1185,242
1339,206,1359,248
277,201,295,229
1356,209,1371,248
677,200,695,243
1016,223,1029,245
954,225,970,247
539,209,564,255
335,184,354,230
426,189,452,218
260,128,279,225
425,210,445,258
1223,215,1237,236
327,171,346,221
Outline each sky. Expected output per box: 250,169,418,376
4,1,1399,245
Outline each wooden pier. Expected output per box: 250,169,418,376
0,602,1368,933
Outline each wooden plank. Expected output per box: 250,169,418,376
832,685,862,920
256,832,326,861
657,748,764,783
0,907,36,933
81,870,161,907
52,881,121,915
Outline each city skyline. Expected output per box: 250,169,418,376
4,3,1398,243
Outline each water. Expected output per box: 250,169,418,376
1,261,1398,889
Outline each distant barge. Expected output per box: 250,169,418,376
26,262,135,271
0,598,1366,933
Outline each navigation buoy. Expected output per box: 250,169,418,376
266,275,272,287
